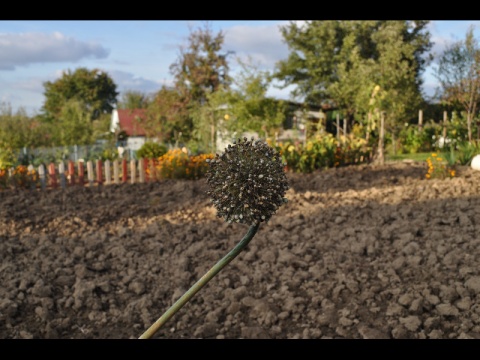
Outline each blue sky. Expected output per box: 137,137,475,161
1,20,479,116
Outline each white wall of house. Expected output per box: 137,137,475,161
127,137,146,151
110,109,120,133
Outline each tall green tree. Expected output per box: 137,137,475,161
41,67,119,122
369,22,428,143
0,102,49,150
222,59,286,137
274,20,432,128
143,86,191,143
434,25,480,142
169,21,233,107
189,58,287,153
118,90,151,109
52,99,94,146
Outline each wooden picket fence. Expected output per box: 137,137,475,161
5,158,160,191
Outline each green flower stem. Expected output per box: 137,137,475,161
138,222,260,339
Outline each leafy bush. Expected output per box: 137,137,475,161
137,142,168,159
100,147,120,161
398,124,432,154
0,141,17,169
454,140,480,166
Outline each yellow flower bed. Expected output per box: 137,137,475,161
425,153,455,179
152,149,214,180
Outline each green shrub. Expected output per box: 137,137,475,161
454,140,480,166
137,141,168,159
0,142,17,169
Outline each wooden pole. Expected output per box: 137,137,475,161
138,158,145,183
122,158,128,183
38,164,46,191
443,111,448,140
336,113,340,140
418,109,423,131
78,161,85,186
113,159,120,184
48,163,57,188
130,159,136,184
27,165,36,191
58,162,66,189
105,160,111,185
96,159,103,185
87,161,94,187
377,112,385,165
68,160,75,186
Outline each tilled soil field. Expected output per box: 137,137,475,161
2,161,480,339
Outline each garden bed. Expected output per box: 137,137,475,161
2,161,480,339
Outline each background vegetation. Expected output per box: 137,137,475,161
2,20,480,176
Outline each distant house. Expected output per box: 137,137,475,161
110,108,148,151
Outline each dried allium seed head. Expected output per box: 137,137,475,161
206,137,289,225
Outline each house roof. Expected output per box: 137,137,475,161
117,109,147,137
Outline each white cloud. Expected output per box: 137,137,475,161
108,70,169,97
11,77,46,92
0,32,109,70
223,23,290,69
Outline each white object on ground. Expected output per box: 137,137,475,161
471,154,480,170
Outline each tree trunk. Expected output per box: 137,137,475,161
336,113,340,140
376,112,385,165
418,109,423,131
443,111,447,141
467,112,473,142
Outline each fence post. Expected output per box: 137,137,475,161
38,164,46,191
78,161,85,186
27,165,36,191
130,159,136,184
96,159,103,185
68,161,75,186
8,168,14,189
87,161,94,187
113,159,120,184
443,111,448,140
418,109,423,131
48,163,57,188
139,158,145,183
122,158,128,183
336,113,340,140
377,112,385,165
105,160,111,185
59,162,66,189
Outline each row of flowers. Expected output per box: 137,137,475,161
0,143,461,191
425,153,455,180
272,133,373,173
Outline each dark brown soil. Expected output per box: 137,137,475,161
2,161,480,339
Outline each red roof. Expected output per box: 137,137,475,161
117,109,147,136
